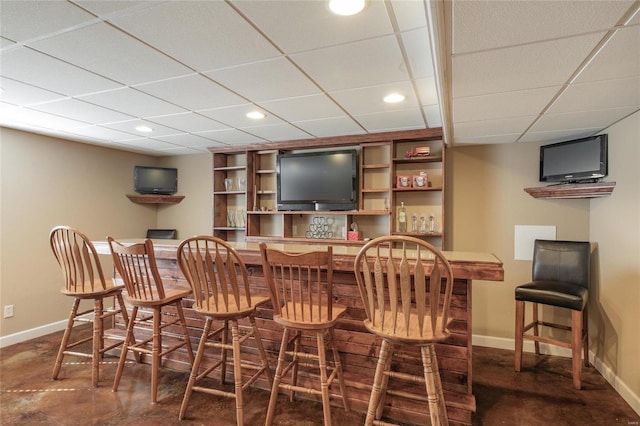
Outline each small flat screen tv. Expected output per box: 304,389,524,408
539,134,608,183
277,149,358,211
134,166,178,195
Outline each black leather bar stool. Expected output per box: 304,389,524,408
515,239,591,389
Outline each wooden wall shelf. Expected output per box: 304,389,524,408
524,182,616,199
126,194,185,204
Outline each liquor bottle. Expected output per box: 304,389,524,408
398,202,407,233
429,213,436,233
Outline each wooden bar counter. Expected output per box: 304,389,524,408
94,240,503,425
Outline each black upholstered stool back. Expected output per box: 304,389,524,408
532,240,590,288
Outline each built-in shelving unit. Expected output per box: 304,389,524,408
524,182,616,199
210,129,445,247
126,194,185,204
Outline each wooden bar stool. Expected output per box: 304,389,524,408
354,236,455,426
108,237,194,403
260,243,349,426
49,226,130,387
176,236,273,425
515,239,591,389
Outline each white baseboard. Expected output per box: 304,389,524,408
472,334,640,417
0,313,93,349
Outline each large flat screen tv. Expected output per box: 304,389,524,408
539,134,608,183
277,149,358,211
134,166,178,195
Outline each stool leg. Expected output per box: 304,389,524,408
582,305,589,367
316,331,332,426
249,315,273,386
422,344,448,425
113,306,138,392
53,298,80,380
532,303,540,355
92,297,104,387
515,300,524,372
221,319,229,385
179,317,212,420
289,330,301,402
366,339,392,426
151,307,161,403
231,320,244,426
328,328,349,412
266,327,290,426
571,310,583,390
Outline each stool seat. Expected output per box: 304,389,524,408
515,280,588,311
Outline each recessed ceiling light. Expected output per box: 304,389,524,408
135,125,153,132
246,111,266,120
383,93,405,104
329,0,365,16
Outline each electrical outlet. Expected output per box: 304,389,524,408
4,305,14,318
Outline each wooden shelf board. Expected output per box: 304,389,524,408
524,182,616,199
126,194,185,204
247,210,390,216
393,156,443,164
213,165,245,171
393,187,443,192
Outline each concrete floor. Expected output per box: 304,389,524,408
1,327,638,425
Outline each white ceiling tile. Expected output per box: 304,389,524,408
291,36,406,92
257,94,346,122
293,117,364,138
422,105,442,127
453,86,561,123
147,113,230,133
135,74,247,111
74,1,151,18
401,28,434,79
157,146,211,155
199,104,283,128
0,0,96,42
452,32,606,98
575,26,640,83
454,116,535,139
205,58,320,102
30,22,191,85
415,77,439,106
519,128,602,144
244,123,313,142
66,125,140,142
353,109,425,132
30,98,135,125
153,133,215,148
1,107,90,130
231,0,393,53
390,0,428,31
109,1,281,71
78,88,187,118
331,81,418,116
118,138,181,151
0,47,122,95
549,76,640,114
194,129,266,145
102,119,182,138
454,134,522,145
0,77,66,105
452,0,634,54
1,36,16,48
530,107,639,133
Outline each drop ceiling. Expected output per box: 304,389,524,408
1,1,638,156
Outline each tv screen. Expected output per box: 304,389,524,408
277,149,358,211
539,134,608,183
134,166,178,195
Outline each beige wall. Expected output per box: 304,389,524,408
0,127,211,336
589,111,639,404
448,110,639,409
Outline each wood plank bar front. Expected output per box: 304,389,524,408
94,240,503,426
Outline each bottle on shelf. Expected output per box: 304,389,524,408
398,202,407,233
